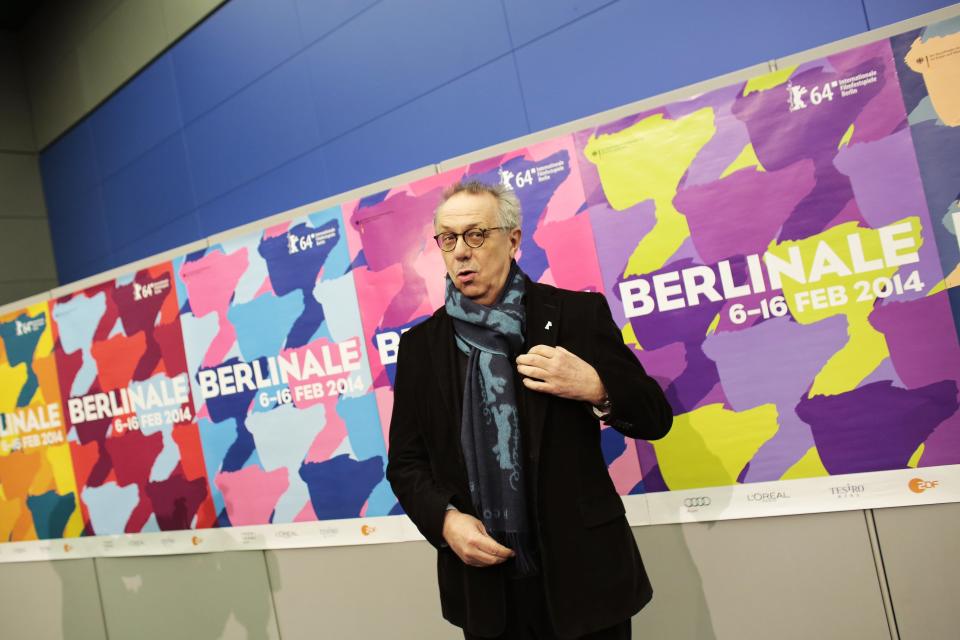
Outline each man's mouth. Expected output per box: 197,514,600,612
456,269,476,284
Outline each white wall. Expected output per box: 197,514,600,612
3,506,958,639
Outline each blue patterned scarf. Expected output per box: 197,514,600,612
445,261,536,575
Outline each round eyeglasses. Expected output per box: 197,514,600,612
433,227,505,252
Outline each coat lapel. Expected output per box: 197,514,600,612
430,308,461,423
522,280,560,460
426,309,470,488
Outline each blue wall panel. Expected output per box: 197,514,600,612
864,0,956,28
109,212,202,268
322,55,529,194
515,0,868,132
172,0,303,123
102,134,197,250
37,0,958,285
503,0,616,46
728,0,868,59
47,187,111,282
294,0,380,45
40,122,109,282
304,0,512,142
40,123,100,211
183,55,321,204
195,146,328,236
90,55,183,178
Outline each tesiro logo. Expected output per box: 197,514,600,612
15,316,45,336
787,82,808,111
830,483,865,499
133,277,170,301
908,478,938,494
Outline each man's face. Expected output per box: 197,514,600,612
436,191,521,306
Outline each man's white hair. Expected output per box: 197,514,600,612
434,180,522,231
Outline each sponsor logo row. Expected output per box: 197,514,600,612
680,477,942,513
0,522,385,562
0,477,949,562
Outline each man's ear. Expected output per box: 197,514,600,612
509,228,522,256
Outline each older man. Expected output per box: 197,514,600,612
386,180,672,639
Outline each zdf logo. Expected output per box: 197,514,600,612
908,478,938,494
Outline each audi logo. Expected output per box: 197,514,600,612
684,497,711,508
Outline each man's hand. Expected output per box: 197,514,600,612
516,345,606,405
442,510,515,567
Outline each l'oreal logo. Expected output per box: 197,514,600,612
746,491,789,503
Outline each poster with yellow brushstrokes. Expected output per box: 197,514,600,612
573,35,960,497
0,301,83,541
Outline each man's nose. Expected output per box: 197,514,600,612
452,235,472,258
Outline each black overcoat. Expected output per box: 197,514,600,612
386,279,673,638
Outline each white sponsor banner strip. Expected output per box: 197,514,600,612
0,465,957,563
0,515,426,563
640,464,960,525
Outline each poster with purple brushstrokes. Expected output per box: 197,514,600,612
173,206,395,526
574,36,960,505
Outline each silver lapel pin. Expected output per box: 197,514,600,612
544,321,553,331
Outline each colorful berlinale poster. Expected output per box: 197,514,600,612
341,170,454,438
173,206,393,526
50,263,216,535
344,137,604,394
342,136,645,492
574,37,960,495
0,300,82,541
891,16,960,331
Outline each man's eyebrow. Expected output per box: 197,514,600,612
436,222,483,233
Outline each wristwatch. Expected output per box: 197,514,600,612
592,395,613,418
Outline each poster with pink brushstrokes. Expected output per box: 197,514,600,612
343,136,644,496
173,206,395,526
